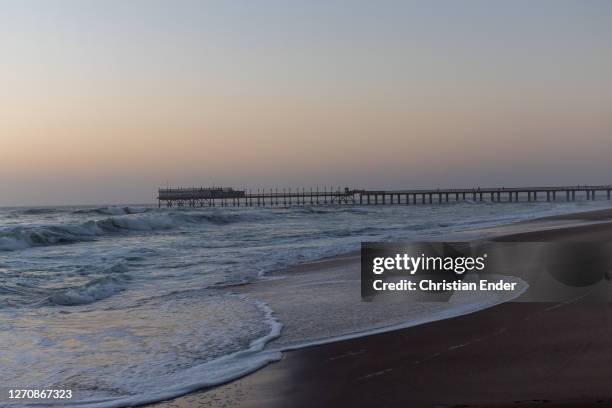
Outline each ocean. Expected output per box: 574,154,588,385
1,199,610,407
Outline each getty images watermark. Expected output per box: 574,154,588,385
361,242,612,302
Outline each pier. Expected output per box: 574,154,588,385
157,185,612,207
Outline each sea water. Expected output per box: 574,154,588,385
1,200,610,407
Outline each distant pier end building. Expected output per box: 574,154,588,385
158,187,245,207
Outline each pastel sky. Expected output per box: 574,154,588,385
1,0,612,206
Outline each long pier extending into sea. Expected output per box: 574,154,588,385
158,185,612,207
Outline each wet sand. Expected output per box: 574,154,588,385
153,208,612,408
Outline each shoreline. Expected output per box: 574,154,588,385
153,207,612,408
263,206,612,278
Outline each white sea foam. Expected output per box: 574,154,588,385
70,299,283,408
2,296,282,408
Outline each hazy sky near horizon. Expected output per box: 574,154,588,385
2,0,612,205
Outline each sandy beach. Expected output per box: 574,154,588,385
153,208,612,408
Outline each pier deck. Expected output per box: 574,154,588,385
157,185,612,207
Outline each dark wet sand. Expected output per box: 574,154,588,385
154,208,612,408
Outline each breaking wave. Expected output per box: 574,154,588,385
47,276,127,306
73,206,152,216
17,208,59,215
0,263,130,308
0,210,275,252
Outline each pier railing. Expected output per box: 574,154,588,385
157,185,612,207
